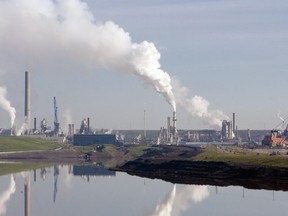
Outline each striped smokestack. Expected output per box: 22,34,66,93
25,71,30,129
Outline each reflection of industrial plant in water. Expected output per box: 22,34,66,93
24,174,30,216
148,184,209,216
73,165,115,182
0,175,16,216
54,165,59,203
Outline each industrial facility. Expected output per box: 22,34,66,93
0,71,284,148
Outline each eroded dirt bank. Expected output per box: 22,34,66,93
114,145,288,191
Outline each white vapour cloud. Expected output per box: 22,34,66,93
0,86,16,127
172,185,209,216
62,108,73,134
0,0,176,112
16,121,28,136
148,185,176,216
0,175,16,216
172,79,228,128
148,184,210,216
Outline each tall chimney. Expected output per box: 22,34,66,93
87,117,90,134
25,71,30,130
167,117,171,141
232,112,235,134
33,117,36,132
172,111,177,134
144,110,146,139
172,111,177,144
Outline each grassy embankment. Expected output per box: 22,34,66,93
0,136,61,176
75,144,155,168
0,136,61,152
195,145,288,168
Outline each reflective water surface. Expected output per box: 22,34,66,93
0,165,287,216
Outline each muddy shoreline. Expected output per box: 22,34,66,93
115,160,288,191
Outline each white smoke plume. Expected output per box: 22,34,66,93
62,108,73,134
16,121,28,136
0,175,16,216
148,185,176,216
148,184,209,216
0,0,176,112
172,185,209,216
172,79,228,129
0,86,16,127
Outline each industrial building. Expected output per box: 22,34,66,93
158,111,178,144
221,120,234,141
1,71,272,147
73,134,116,146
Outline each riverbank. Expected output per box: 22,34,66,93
2,136,288,191
114,145,288,191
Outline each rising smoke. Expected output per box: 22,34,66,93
0,86,16,127
0,0,176,113
172,79,228,128
0,0,229,129
0,175,16,216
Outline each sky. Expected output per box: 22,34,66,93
0,0,288,131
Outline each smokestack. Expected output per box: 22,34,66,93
144,110,146,139
232,112,235,134
24,71,30,130
172,111,177,133
68,124,75,139
172,111,177,144
167,117,171,141
87,117,90,134
33,117,36,132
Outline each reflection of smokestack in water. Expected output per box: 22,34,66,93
24,175,30,216
24,71,30,131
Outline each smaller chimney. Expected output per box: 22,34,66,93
87,117,90,134
167,117,171,141
232,112,235,134
34,117,36,132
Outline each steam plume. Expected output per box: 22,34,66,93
16,122,28,136
148,184,209,216
0,175,16,215
62,108,73,134
0,86,16,127
172,185,209,215
172,79,228,128
0,0,176,112
149,185,176,216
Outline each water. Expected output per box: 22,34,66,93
0,165,287,216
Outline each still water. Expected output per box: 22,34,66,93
0,165,287,216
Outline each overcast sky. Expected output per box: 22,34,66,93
0,0,288,131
